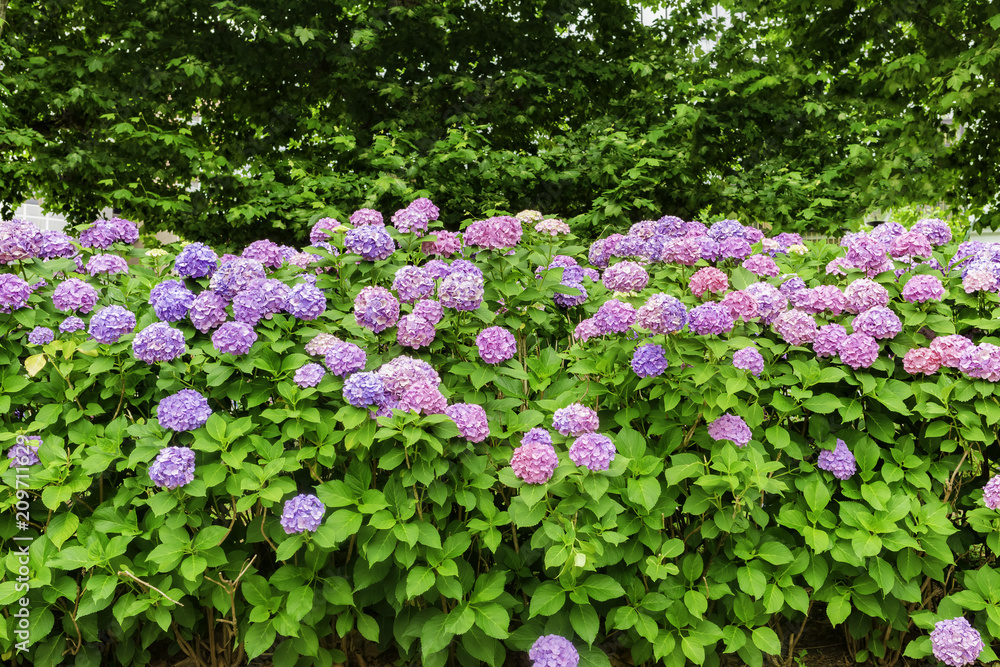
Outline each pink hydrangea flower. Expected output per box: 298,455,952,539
902,348,941,375
689,267,728,298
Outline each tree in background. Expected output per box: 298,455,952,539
1,0,995,247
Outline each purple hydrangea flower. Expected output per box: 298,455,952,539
838,333,879,369
602,261,649,293
745,282,788,324
422,230,462,257
463,216,522,250
553,404,599,436
801,285,846,315
814,324,848,359
52,278,99,313
817,439,856,480
157,389,212,431
851,306,902,340
241,239,285,269
188,290,229,333
659,236,702,266
393,265,435,303
392,208,429,235
310,217,341,244
412,299,444,325
397,377,448,415
930,617,984,667
343,372,387,408
378,356,441,400
37,230,77,260
721,290,759,322
423,259,452,280
869,222,905,245
27,326,54,345
324,341,367,377
133,322,186,364
285,282,327,321
88,305,137,344
574,318,600,342
983,475,1000,510
963,268,998,293
149,280,196,322
631,343,668,378
253,278,290,319
476,327,517,364
733,347,764,376
350,209,384,227
844,279,890,314
174,242,219,278
594,299,637,334
210,258,266,300
306,333,342,357
212,321,258,355
149,446,196,489
688,302,735,336
396,314,436,349
438,261,485,311
79,220,120,249
957,343,1000,381
844,233,889,277
345,225,395,261
902,274,946,303
407,197,439,223
888,230,932,259
86,254,129,277
521,428,553,447
553,281,587,308
0,219,43,262
707,219,748,242
7,437,42,466
773,309,818,346
568,433,616,471
445,403,490,442
708,414,752,447
689,267,729,298
280,494,325,534
294,363,326,388
232,289,266,326
59,316,85,333
510,442,559,484
718,237,752,260
742,254,780,277
911,218,952,246
354,286,401,333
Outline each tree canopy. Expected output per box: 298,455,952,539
1,0,997,246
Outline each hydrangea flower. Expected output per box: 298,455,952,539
903,348,941,375
345,225,396,261
86,254,129,277
911,218,952,246
631,343,668,378
983,475,1000,511
521,428,553,447
517,210,544,222
149,446,196,489
688,302,735,335
174,242,219,278
603,261,649,293
392,207,429,235
476,327,517,364
745,282,787,323
0,219,43,262
79,220,121,249
309,217,341,244
397,379,447,415
720,290,759,322
37,229,77,260
535,218,571,236
510,441,558,484
659,237,702,265
295,363,326,388
393,265,435,303
635,293,687,333
689,267,728,298
708,414,752,447
851,306,901,340
844,233,889,277
396,314,436,349
707,219,748,242
89,305,137,344
241,239,285,269
210,258,266,300
844,279,890,314
421,230,462,257
188,290,229,333
742,254,780,277
838,333,879,369
149,280,196,322
445,403,490,442
958,343,1000,381
801,285,846,315
7,436,42,466
412,299,444,325
424,259,452,280
280,494,325,534
285,282,327,321
931,335,974,368
343,372,387,407
52,278,99,313
157,389,212,431
733,347,764,376
349,209,383,226
902,274,946,303
354,286,401,333
232,289,266,326
718,237,752,260
773,309,818,346
930,617,984,667
133,322,186,364
59,316,86,333
305,333,342,357
212,321,258,355
324,341,367,377
593,299,637,334
28,326,54,345
568,433,616,471
817,439,856,480
463,216,522,250
438,261,485,311
888,231,932,259
574,318,600,342
553,404,599,436
962,268,998,293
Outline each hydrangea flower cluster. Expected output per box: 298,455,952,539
510,440,559,484
378,356,441,401
189,290,229,333
52,278,99,313
773,309,818,346
157,390,212,431
733,347,764,376
343,372,387,408
439,261,484,311
89,305,137,344
294,363,326,388
593,299,637,334
708,414,752,447
689,267,728,297
445,403,490,442
603,261,649,293
688,302,734,335
392,265,435,303
59,316,85,333
345,225,396,261
475,327,517,364
210,258,266,300
280,494,325,534
324,341,367,377
149,280,196,322
28,326,54,345
902,274,945,303
7,436,42,466
984,475,1000,511
86,254,129,276
350,209,383,226
0,219,43,262
354,286,400,333
133,322,187,364
817,439,856,480
463,216,522,250
212,321,257,355
413,299,444,324
149,446,196,489
79,218,138,248
568,433,616,471
553,404,599,436
421,230,462,257
285,282,327,320
635,293,687,333
851,306,901,340
535,218,571,236
396,314,437,349
174,242,220,278
241,239,285,269
631,343,668,378
929,617,983,667
902,348,941,375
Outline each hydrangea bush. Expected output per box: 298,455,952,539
0,212,998,667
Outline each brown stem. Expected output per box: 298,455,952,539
119,569,184,605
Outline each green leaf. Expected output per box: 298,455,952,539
406,567,436,599
826,594,851,625
529,582,566,617
582,574,625,601
473,602,509,639
751,627,781,655
571,604,600,645
244,622,277,660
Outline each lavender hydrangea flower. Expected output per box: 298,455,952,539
52,278,99,313
912,218,952,246
733,347,764,376
745,282,788,323
688,302,735,335
188,290,229,333
814,324,848,359
27,326,54,345
568,433,616,471
310,217,341,244
324,341,367,377
133,322,186,364
660,237,702,265
958,343,1000,381
535,218,571,236
817,439,856,480
280,494,326,534
631,343,668,378
773,309,818,346
521,428,553,447
175,242,219,278
157,389,212,431
463,216,522,250
844,279,890,314
838,333,879,369
350,209,384,227
231,290,265,326
210,258,266,300
398,378,447,415
553,404,599,436
708,414,752,447
59,316,85,333
707,219,748,242
438,261,485,311
392,207,429,235
285,282,327,321
603,261,649,293
902,274,946,303
852,306,902,340
0,219,43,261
844,233,889,277
930,617,984,667
294,363,326,388
354,286,401,333
345,225,395,261
149,446,196,489
149,280,196,322
343,372,387,407
393,265,435,303
378,356,441,400
888,230,932,259
79,220,120,249
634,294,687,333
413,299,444,325
801,285,846,315
396,314,436,349
241,239,285,269
421,230,462,257
983,475,1000,511
510,441,558,484
7,437,42,466
963,268,998,293
719,237,752,260
445,403,490,442
423,259,452,280
721,290,759,322
742,254,780,277
86,254,129,277
574,318,600,342
37,230,76,260
593,299,637,334
476,327,517,364
212,321,258,355
88,305,137,344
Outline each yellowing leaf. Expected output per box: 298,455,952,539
25,354,46,377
